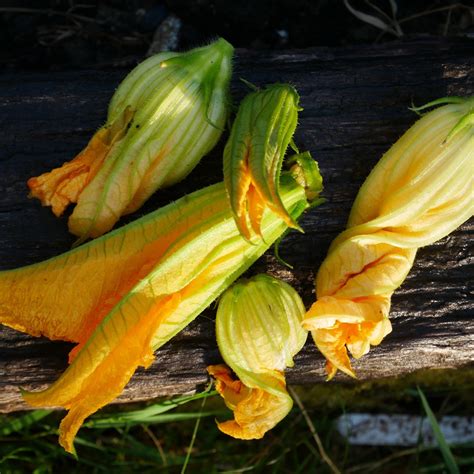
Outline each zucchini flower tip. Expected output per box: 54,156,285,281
208,364,292,440
28,38,234,241
304,96,474,379
209,274,307,439
224,83,311,241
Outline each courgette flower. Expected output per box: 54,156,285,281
1,158,322,453
208,274,307,439
223,83,303,240
303,96,474,379
28,38,233,242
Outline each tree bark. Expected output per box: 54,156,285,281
0,38,473,412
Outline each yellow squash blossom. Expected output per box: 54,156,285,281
1,161,322,453
208,274,307,439
223,83,304,240
303,96,474,380
28,38,233,242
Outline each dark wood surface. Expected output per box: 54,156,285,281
1,38,473,412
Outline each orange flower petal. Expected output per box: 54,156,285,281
247,185,265,237
27,106,134,217
208,365,291,440
0,184,227,345
24,293,180,453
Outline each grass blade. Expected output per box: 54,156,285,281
344,0,398,36
0,410,52,436
84,390,217,428
417,386,459,474
289,386,341,474
85,411,224,429
181,386,210,474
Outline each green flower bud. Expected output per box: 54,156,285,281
209,274,307,439
28,38,234,242
223,83,302,240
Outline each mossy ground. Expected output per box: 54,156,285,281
1,367,473,473
295,366,474,414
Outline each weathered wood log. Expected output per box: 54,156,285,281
0,38,473,413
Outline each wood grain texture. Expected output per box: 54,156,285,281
1,38,473,412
